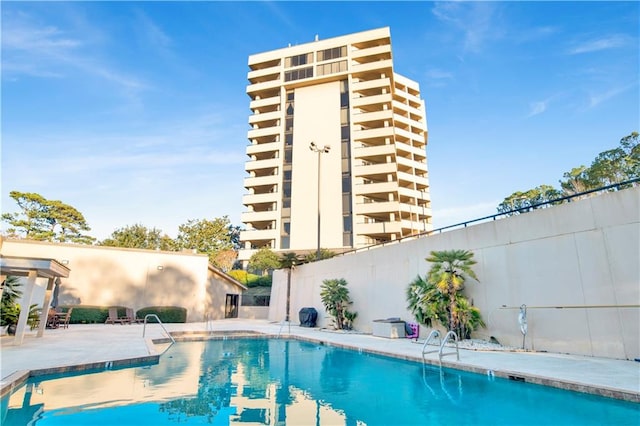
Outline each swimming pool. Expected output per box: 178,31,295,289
2,338,638,425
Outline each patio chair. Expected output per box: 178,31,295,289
126,308,144,324
30,309,42,330
105,307,130,325
46,309,60,329
57,308,73,329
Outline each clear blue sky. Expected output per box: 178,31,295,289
2,1,638,240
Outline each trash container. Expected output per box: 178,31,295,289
299,307,318,327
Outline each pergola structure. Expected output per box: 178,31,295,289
0,255,70,345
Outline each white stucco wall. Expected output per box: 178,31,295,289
290,81,344,250
270,187,640,360
238,306,269,320
1,241,211,321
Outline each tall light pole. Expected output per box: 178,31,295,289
420,189,426,232
309,142,330,260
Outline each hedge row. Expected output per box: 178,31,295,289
137,306,187,323
59,305,187,324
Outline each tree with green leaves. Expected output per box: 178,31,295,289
559,132,639,192
320,278,357,330
498,133,639,215
559,166,592,196
248,247,280,276
279,252,301,323
2,191,94,244
497,185,563,215
99,224,175,250
304,248,336,262
586,132,639,188
407,250,483,338
227,224,242,250
175,217,235,268
1,192,49,239
620,131,640,178
212,250,238,272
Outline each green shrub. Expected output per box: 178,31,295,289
1,276,22,327
247,274,272,287
58,305,187,324
1,303,20,327
27,304,40,329
136,306,187,323
227,270,270,287
227,269,248,284
67,305,127,324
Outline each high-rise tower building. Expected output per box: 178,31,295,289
239,27,432,263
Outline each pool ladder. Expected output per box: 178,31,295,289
142,314,176,345
422,330,460,364
277,320,291,338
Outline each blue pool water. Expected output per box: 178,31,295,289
2,338,638,425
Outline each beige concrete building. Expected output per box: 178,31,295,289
240,27,431,263
0,239,260,327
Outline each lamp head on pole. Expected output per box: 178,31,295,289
309,141,331,153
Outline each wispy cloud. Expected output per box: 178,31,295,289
424,68,454,87
3,110,246,179
587,82,638,108
431,2,501,54
527,101,548,117
526,96,551,118
133,8,174,57
3,24,82,51
512,26,558,44
0,62,64,79
262,1,298,33
426,69,453,80
2,12,149,98
526,92,568,118
567,35,628,55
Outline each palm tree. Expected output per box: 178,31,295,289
279,252,300,323
1,276,23,331
320,278,355,330
406,275,448,328
426,250,479,333
454,295,485,339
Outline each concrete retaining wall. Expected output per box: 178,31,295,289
270,187,640,360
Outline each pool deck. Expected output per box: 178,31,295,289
1,319,639,402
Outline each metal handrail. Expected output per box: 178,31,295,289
277,319,291,338
499,304,640,310
439,331,459,362
338,178,640,256
142,314,175,344
421,330,442,360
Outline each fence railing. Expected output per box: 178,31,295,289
339,178,639,257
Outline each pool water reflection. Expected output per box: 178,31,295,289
2,338,639,425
